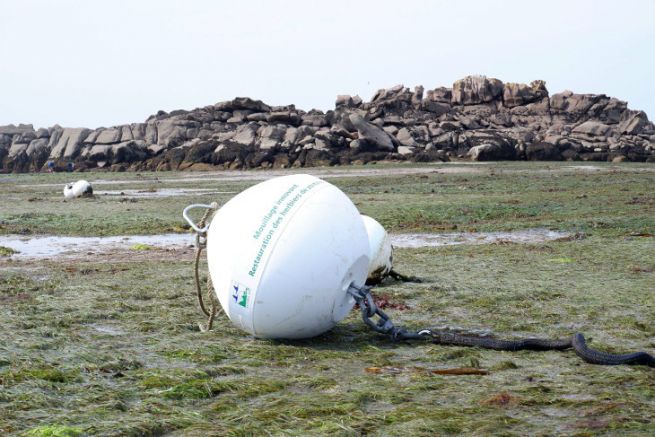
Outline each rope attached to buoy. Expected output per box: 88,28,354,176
190,202,220,332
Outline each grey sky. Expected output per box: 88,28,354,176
1,0,653,129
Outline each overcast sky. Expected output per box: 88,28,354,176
1,0,653,129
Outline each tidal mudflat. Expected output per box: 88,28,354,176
1,162,653,436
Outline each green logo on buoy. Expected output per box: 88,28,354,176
238,288,249,308
232,282,250,309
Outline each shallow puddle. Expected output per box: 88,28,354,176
0,233,193,259
390,229,573,248
95,188,236,198
564,165,604,171
1,229,573,260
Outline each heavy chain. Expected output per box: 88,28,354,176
348,284,654,367
347,284,425,341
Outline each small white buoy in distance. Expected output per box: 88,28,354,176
63,180,93,199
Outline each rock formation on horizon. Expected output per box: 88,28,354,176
1,75,653,173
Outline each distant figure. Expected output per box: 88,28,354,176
47,160,55,173
67,162,74,172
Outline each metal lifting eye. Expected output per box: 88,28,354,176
183,203,218,234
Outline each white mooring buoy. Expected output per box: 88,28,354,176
63,180,93,199
188,174,370,339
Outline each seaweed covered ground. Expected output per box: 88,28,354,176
1,162,654,436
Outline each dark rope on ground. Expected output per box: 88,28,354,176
348,284,655,367
571,333,655,366
425,330,654,367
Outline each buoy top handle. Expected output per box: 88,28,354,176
183,203,219,234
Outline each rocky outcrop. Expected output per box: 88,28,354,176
1,75,654,173
452,75,504,106
347,113,395,151
503,81,548,108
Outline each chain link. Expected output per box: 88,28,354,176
347,284,426,341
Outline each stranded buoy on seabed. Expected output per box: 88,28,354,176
361,215,393,284
206,174,370,339
63,180,93,199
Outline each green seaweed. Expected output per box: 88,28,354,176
130,243,153,251
0,246,17,256
24,426,83,437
